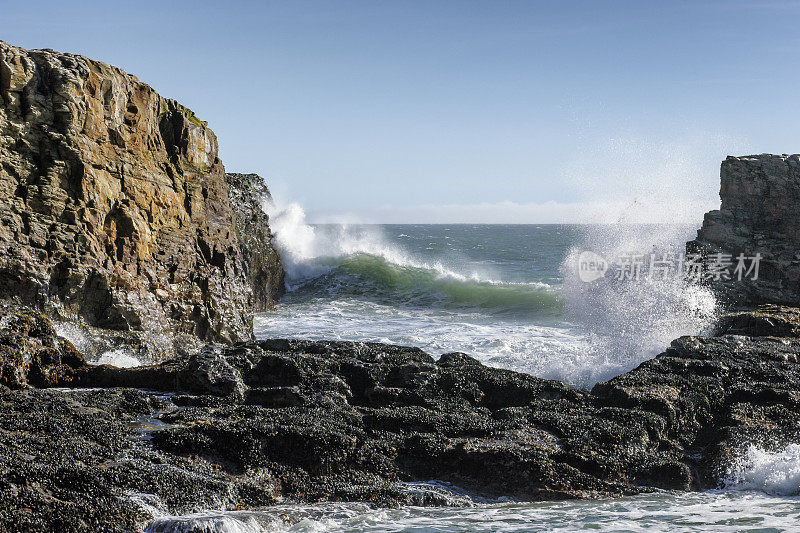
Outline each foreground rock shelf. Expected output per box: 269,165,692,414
2,304,799,531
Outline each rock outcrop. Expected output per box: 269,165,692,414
226,173,285,312
3,304,800,530
0,41,283,358
689,154,800,306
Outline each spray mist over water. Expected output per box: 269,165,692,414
724,444,800,496
560,224,718,383
54,322,143,368
259,190,717,388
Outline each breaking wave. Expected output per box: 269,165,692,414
296,254,561,316
560,223,718,380
263,200,561,317
724,444,800,496
260,198,717,387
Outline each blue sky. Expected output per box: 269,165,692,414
4,1,799,222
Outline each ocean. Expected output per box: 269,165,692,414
201,215,800,533
254,221,716,389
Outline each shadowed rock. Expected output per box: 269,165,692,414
689,154,800,306
2,305,799,530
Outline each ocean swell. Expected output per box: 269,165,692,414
296,253,562,316
264,199,561,316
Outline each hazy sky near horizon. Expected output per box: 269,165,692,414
4,1,800,223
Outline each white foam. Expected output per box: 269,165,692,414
724,444,800,496
560,223,718,383
54,321,92,353
95,348,142,368
139,493,800,533
145,513,268,533
262,198,500,289
256,299,598,388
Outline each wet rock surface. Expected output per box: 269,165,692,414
0,303,85,388
0,41,284,359
2,305,800,530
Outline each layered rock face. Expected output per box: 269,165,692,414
690,154,800,306
0,41,283,357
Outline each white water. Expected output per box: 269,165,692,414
561,223,718,382
95,348,142,367
54,322,143,367
141,491,800,532
258,196,716,387
724,444,800,496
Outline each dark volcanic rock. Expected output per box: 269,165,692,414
0,387,280,532
594,331,800,487
4,305,800,532
712,304,800,338
0,41,284,359
689,154,800,306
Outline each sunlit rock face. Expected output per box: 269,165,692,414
0,40,283,358
689,154,800,306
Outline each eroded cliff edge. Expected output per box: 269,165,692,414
0,41,284,357
689,154,800,306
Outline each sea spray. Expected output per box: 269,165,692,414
258,197,717,388
95,348,142,368
724,444,800,496
560,223,717,384
54,322,144,367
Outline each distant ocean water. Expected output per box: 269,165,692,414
254,221,715,389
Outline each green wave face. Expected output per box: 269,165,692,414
294,253,563,317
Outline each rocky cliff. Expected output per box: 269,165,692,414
0,41,283,357
689,154,800,306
